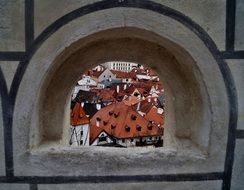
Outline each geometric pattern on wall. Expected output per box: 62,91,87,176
0,0,243,190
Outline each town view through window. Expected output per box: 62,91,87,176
70,62,165,148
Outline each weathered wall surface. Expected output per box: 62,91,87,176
0,0,243,190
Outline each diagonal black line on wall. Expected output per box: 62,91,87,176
0,0,238,189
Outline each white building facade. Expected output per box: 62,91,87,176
103,61,138,72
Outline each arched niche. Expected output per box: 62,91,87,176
13,8,228,176
38,28,210,152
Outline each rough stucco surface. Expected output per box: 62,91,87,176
231,140,244,190
39,181,222,190
227,60,244,130
34,0,103,37
12,8,228,179
152,0,226,50
235,0,244,50
0,61,19,91
0,0,25,51
0,184,29,190
34,0,226,50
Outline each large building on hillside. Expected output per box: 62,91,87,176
103,61,138,72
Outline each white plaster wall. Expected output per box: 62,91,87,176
232,140,244,190
0,184,29,190
0,61,19,91
235,0,244,50
153,0,226,50
82,124,90,146
0,0,25,51
34,0,226,50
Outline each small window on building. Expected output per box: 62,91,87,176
99,136,107,142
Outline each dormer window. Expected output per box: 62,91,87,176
136,125,142,131
148,121,153,130
114,112,119,118
125,125,130,132
131,114,137,120
111,124,116,129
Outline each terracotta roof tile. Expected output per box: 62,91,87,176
70,102,89,126
111,70,132,79
91,88,116,102
133,98,158,114
123,96,141,106
90,102,163,144
144,106,164,126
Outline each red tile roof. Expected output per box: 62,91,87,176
90,102,163,144
86,69,103,78
144,106,164,126
133,98,158,114
91,88,116,102
70,102,89,126
123,96,141,106
111,70,132,79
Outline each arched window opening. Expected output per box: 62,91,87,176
69,61,165,148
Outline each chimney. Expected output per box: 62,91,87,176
116,85,120,93
157,108,164,114
96,103,101,110
96,120,100,127
148,98,151,103
124,84,127,90
136,102,141,111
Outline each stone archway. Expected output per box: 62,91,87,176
13,8,228,177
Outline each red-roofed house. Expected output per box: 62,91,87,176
89,102,163,147
111,70,133,83
70,102,90,146
144,106,164,127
